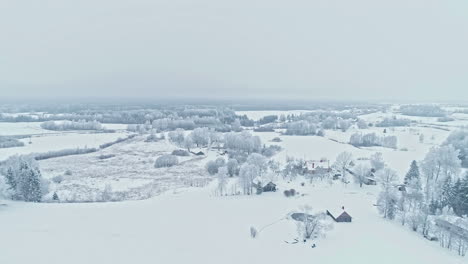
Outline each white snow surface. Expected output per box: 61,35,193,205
0,182,464,264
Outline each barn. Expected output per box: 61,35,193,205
327,209,352,222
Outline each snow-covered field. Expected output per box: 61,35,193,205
1,107,467,264
0,182,464,264
0,132,129,161
39,135,213,201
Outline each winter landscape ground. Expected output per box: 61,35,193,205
2,1,468,263
1,103,467,264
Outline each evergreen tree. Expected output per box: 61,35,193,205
5,167,16,191
4,156,44,202
404,160,420,185
452,174,468,216
439,176,453,209
17,161,42,202
52,192,59,201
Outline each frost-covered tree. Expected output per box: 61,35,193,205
443,129,468,167
370,152,385,172
357,119,368,129
102,184,113,202
282,157,307,181
168,129,186,146
205,158,226,175
377,168,399,219
239,163,259,195
404,160,420,185
339,119,351,132
295,205,332,240
183,135,194,152
382,136,398,149
246,153,268,176
41,120,102,131
353,164,370,187
189,127,211,147
224,131,262,154
285,120,317,135
2,156,44,202
231,119,242,132
333,152,354,183
226,158,239,177
419,133,425,143
421,145,461,201
217,166,228,196
0,136,25,148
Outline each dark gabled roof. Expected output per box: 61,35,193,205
336,211,352,220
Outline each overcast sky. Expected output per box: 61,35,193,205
1,0,467,102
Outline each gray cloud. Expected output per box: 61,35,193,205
1,0,467,101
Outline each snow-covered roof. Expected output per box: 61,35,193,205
327,208,348,218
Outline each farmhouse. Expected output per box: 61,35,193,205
327,208,352,222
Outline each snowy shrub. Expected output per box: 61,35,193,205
64,169,73,176
145,133,159,142
171,149,190,156
34,147,98,160
99,135,136,149
437,116,455,122
52,175,64,184
250,226,258,238
271,137,282,142
253,125,275,132
0,136,25,148
316,129,325,137
284,189,296,197
52,192,59,201
261,145,282,157
154,155,179,168
101,184,113,202
98,154,116,160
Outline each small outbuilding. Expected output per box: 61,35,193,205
262,182,277,192
327,208,352,223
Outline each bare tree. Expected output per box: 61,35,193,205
353,164,370,187
217,167,228,196
333,151,354,184
295,205,332,240
377,168,399,219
